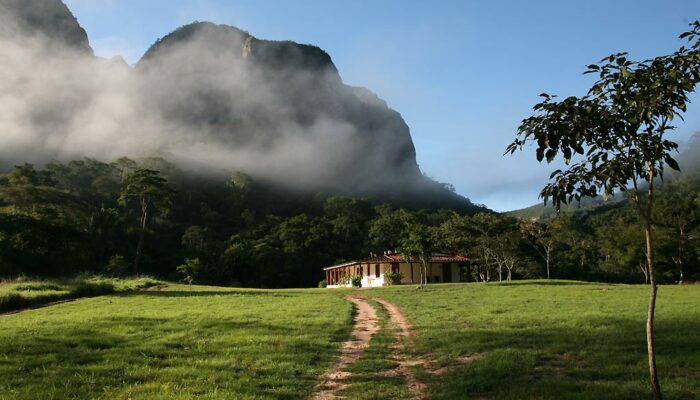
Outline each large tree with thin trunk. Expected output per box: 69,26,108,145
401,224,434,288
505,22,700,399
118,169,175,275
520,219,558,279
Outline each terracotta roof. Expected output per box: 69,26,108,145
323,261,358,270
324,253,469,270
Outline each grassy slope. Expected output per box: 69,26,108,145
0,281,698,399
0,284,351,400
0,276,160,312
365,281,700,400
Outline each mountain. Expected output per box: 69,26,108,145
0,0,92,53
136,21,472,209
0,2,479,212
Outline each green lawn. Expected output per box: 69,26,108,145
364,281,700,400
0,284,352,400
0,281,698,399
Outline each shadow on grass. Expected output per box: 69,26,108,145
417,315,700,400
0,312,348,399
120,290,296,298
490,280,598,287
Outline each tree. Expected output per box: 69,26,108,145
656,180,700,284
369,206,414,253
520,219,557,279
177,258,201,290
401,224,435,288
469,213,517,282
436,213,480,281
4,163,57,188
487,230,521,281
505,22,700,399
323,196,373,259
118,169,175,275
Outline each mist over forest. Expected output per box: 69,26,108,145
0,0,468,208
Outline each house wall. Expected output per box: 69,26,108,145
326,261,463,288
397,262,460,284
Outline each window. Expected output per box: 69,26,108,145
375,264,380,277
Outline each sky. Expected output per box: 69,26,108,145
64,0,700,211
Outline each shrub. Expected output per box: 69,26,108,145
350,275,362,288
318,279,327,288
384,271,403,285
177,258,201,289
105,255,129,276
0,276,161,313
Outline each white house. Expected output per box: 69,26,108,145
324,252,469,288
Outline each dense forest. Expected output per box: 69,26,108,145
1,1,699,288
1,151,698,287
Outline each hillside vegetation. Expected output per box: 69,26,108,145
2,155,700,287
0,276,160,312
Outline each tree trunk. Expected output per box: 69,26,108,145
645,176,662,400
678,226,685,285
418,260,424,288
545,251,551,279
134,198,148,275
640,261,649,285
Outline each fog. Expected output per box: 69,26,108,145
0,1,441,199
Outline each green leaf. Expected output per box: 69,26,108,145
665,155,681,171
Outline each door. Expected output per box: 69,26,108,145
442,263,452,283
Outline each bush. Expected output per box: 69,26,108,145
317,279,327,288
350,275,362,288
0,276,161,312
105,255,129,276
177,258,201,288
384,271,403,285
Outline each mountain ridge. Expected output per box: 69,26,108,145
0,1,480,212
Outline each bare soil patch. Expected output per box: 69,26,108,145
311,295,379,400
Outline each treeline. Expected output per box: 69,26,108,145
0,157,698,286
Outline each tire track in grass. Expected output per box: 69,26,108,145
311,295,380,400
374,298,485,400
374,298,427,399
312,296,484,400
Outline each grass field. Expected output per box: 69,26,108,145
1,281,698,399
365,281,700,400
0,276,160,313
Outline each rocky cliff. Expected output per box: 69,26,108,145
0,1,478,211
0,0,92,53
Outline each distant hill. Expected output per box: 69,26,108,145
507,132,700,220
506,194,626,220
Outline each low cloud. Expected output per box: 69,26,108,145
0,7,431,198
